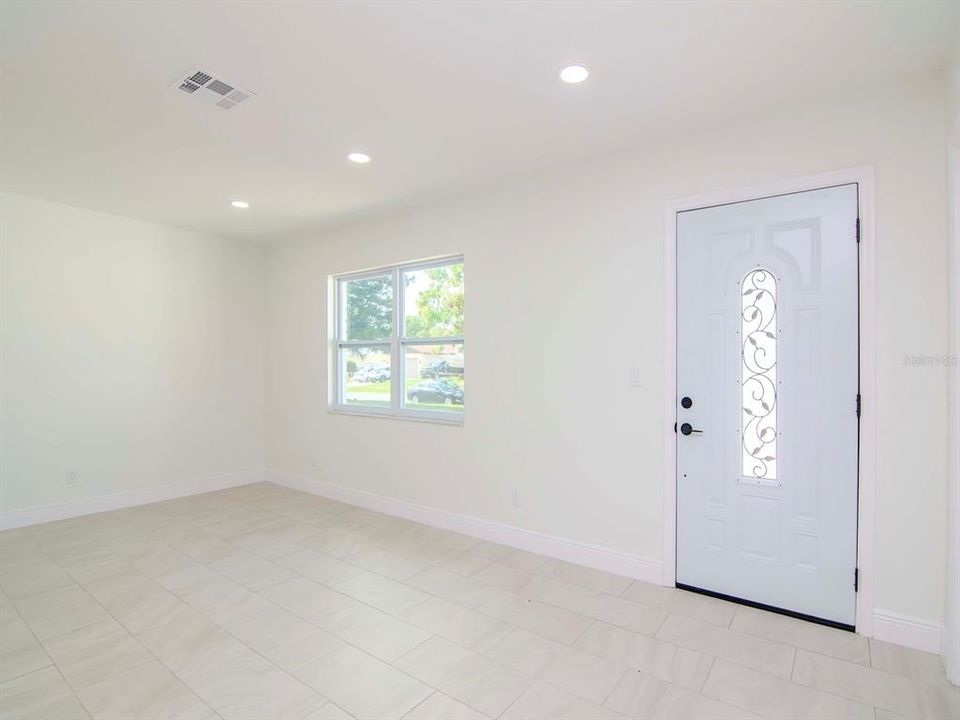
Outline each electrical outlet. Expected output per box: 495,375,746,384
65,470,78,486
511,489,520,508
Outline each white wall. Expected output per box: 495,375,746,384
0,193,265,520
266,76,951,629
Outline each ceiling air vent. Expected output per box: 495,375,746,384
171,67,255,111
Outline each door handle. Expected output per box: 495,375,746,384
680,422,703,436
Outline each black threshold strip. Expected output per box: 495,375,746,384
675,583,856,633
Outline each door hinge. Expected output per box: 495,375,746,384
855,218,861,244
854,567,859,592
856,393,862,418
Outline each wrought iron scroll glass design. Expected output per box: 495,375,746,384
741,269,778,481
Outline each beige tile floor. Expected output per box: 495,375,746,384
0,482,957,720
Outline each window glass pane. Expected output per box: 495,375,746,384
402,263,464,338
403,343,464,413
342,346,391,409
343,274,393,341
741,268,778,481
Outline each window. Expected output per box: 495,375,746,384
740,268,778,481
332,257,464,421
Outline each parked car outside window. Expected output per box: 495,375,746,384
420,359,449,378
352,366,390,383
407,379,464,405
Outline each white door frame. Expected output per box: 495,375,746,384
945,144,960,683
662,166,877,636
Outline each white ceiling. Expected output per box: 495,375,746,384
1,1,956,240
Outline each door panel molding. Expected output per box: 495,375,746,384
662,166,876,637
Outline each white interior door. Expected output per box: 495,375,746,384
676,184,860,627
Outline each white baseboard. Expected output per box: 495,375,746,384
873,609,943,654
0,470,264,531
267,469,662,585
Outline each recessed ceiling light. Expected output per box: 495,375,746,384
348,152,371,164
230,200,250,209
559,64,589,84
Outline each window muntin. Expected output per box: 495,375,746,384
333,257,464,420
741,268,778,481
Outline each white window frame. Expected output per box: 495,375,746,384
329,255,464,424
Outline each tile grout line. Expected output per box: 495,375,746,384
180,511,480,718
31,575,187,719
146,505,450,718
787,646,944,716
0,500,820,719
0,504,792,719
397,690,438,720
4,483,953,720
286,514,651,617
568,618,598,648
178,491,678,657
77,576,222,717
162,552,448,715
598,665,630,709
699,656,717,694
462,562,673,640
26,519,339,717
0,588,58,686
258,539,612,667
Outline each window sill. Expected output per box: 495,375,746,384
327,406,464,426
